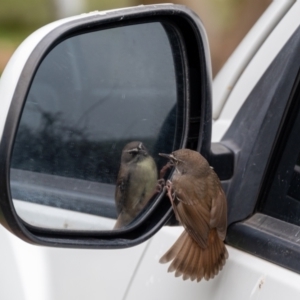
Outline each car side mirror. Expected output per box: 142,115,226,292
0,4,212,248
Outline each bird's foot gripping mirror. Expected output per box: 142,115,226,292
0,4,212,248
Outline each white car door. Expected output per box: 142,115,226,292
1,2,300,300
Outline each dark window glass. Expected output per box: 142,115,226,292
259,83,300,225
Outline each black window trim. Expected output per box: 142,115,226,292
223,25,300,274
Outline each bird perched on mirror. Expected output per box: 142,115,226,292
159,149,228,282
114,141,158,229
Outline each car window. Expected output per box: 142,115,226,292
258,83,300,226
226,88,300,274
288,155,300,202
224,25,300,275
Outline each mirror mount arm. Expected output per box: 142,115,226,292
208,143,235,181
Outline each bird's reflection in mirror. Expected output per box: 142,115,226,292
114,141,161,229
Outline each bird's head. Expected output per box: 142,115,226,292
159,151,185,174
159,149,209,176
121,141,149,164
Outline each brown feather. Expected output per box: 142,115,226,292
171,175,211,248
160,229,228,282
114,141,158,229
159,149,228,282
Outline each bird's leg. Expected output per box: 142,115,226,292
159,162,172,179
165,179,181,222
146,179,166,204
166,180,175,203
157,161,173,196
155,178,165,193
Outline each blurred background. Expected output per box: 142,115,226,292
0,0,271,76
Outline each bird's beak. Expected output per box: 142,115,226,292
159,153,175,160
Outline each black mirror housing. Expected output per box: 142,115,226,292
0,4,212,248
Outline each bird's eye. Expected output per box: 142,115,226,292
128,150,137,155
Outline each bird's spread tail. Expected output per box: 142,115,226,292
159,229,228,281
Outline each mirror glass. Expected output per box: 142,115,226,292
10,21,184,230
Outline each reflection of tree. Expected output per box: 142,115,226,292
12,110,116,183
11,110,161,184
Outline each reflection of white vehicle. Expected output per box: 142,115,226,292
0,1,300,299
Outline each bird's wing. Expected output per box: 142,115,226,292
209,180,227,241
115,164,129,214
171,175,211,249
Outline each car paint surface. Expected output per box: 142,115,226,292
0,1,300,299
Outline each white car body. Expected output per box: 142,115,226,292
0,1,299,299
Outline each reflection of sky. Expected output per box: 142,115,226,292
22,22,177,142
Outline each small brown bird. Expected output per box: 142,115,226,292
159,149,228,281
114,141,158,229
